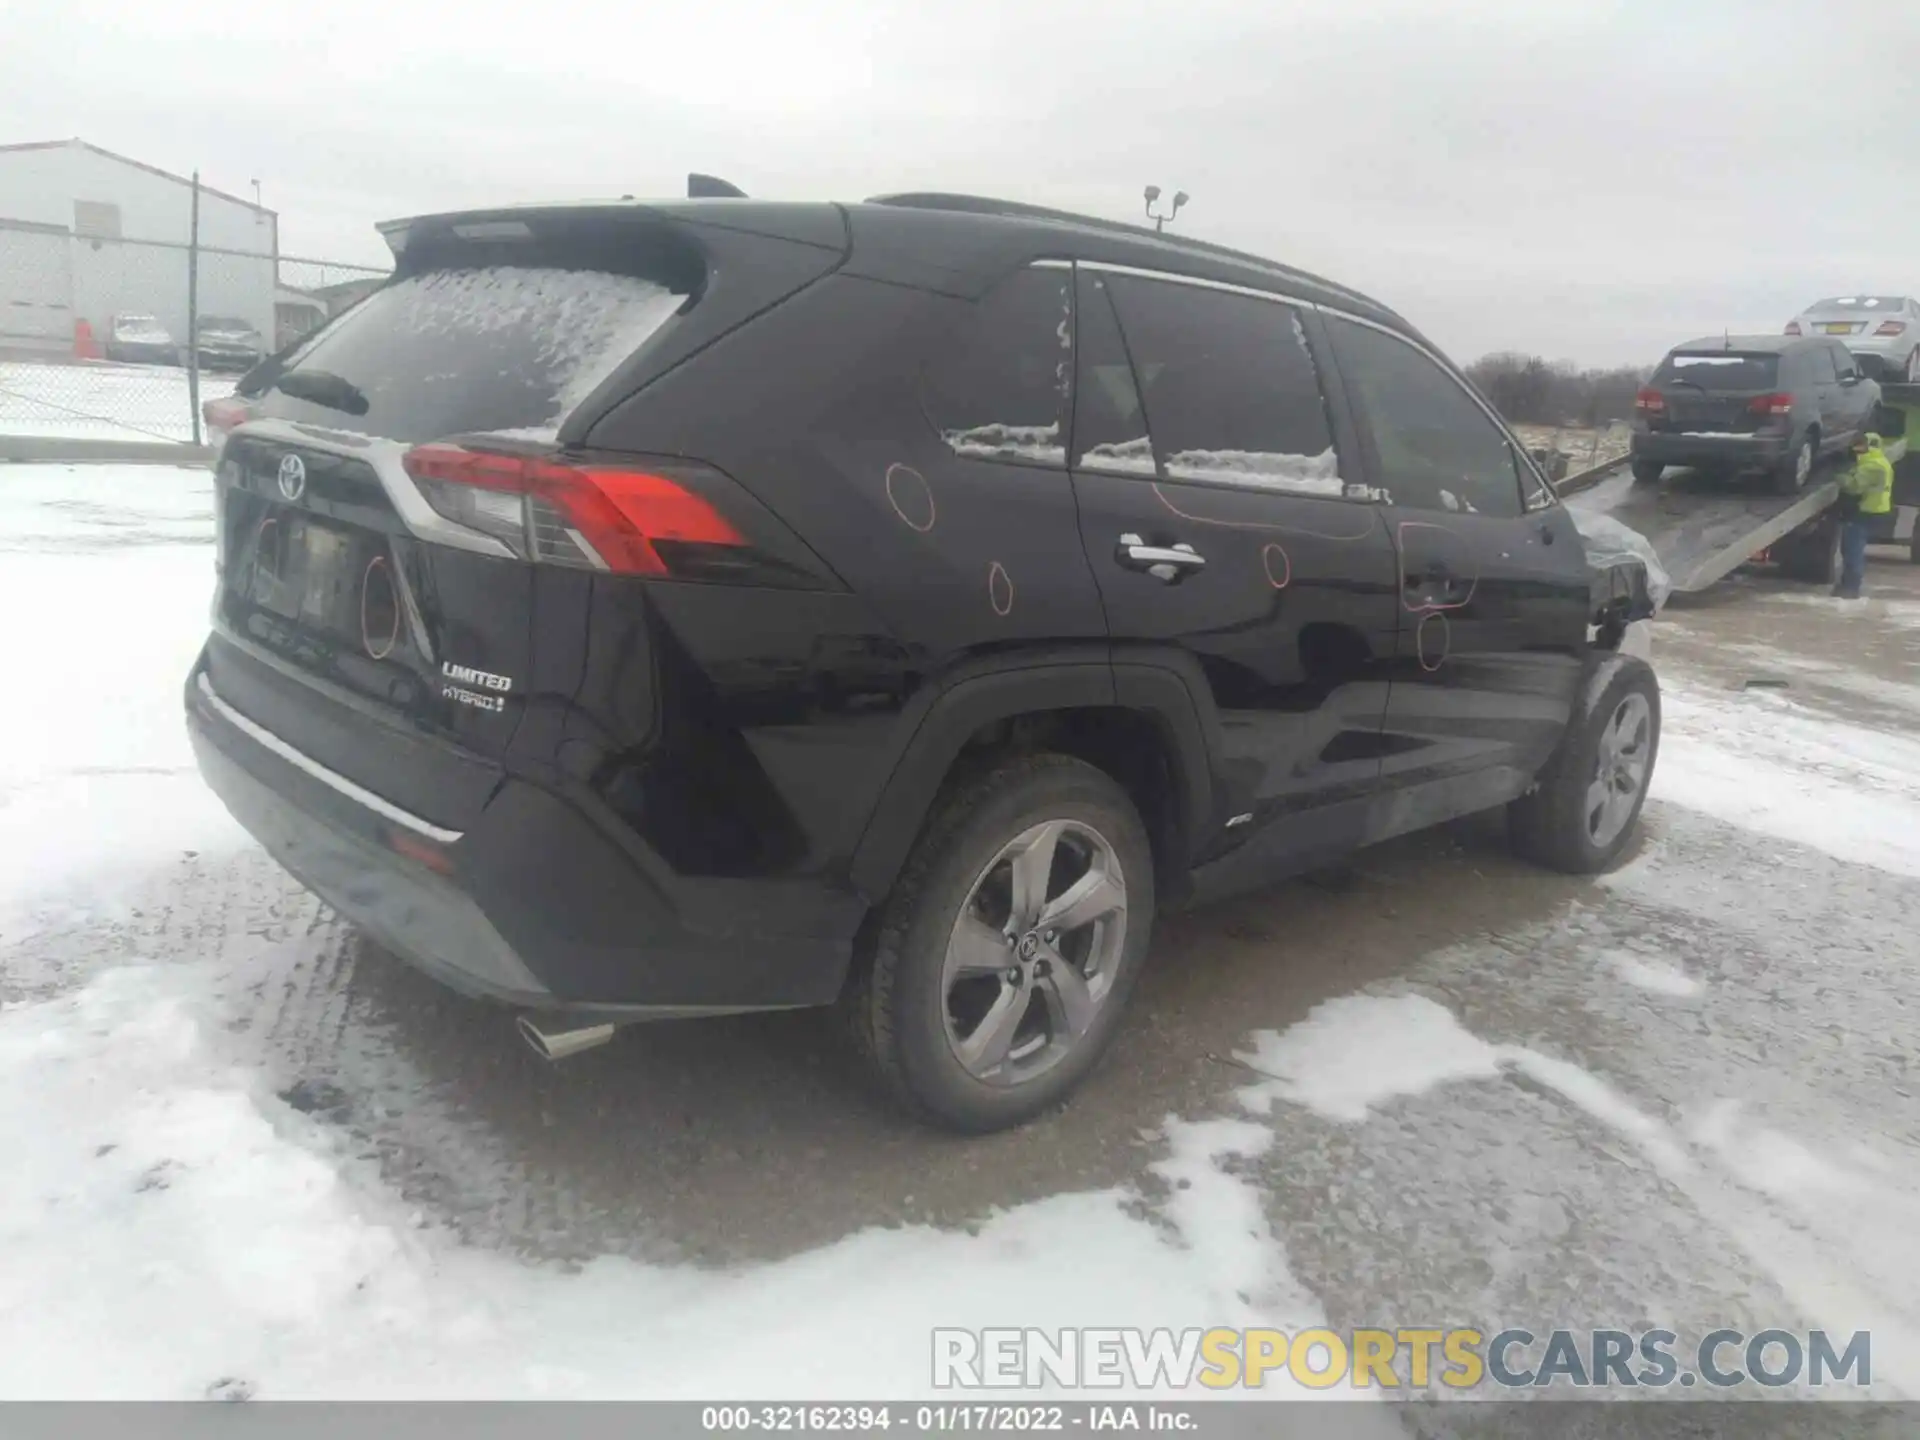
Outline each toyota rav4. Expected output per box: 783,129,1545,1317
185,190,1661,1132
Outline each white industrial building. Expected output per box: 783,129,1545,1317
0,139,278,354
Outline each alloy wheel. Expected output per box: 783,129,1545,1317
941,819,1128,1086
1585,693,1652,848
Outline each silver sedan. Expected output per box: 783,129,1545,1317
1787,295,1920,382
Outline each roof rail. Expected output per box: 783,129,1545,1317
863,191,1391,317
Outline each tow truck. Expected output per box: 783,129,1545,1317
1562,384,1920,592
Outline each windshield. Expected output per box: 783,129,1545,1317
254,262,687,443
1654,352,1779,389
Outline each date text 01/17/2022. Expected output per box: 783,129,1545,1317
700,1405,1198,1432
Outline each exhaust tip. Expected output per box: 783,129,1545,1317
516,1014,618,1062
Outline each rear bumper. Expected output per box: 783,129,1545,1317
185,665,855,1017
196,347,259,369
1842,337,1913,374
1632,431,1789,469
107,342,177,364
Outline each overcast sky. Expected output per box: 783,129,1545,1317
6,0,1915,367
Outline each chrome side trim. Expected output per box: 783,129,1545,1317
195,673,465,843
1079,259,1313,310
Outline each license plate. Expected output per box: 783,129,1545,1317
296,524,353,629
1824,323,1856,335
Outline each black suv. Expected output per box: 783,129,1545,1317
186,192,1660,1132
1630,334,1879,493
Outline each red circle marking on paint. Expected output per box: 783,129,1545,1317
988,561,1015,617
1261,543,1291,589
1417,611,1450,672
361,555,400,660
885,463,937,533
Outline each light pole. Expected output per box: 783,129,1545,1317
1143,185,1188,233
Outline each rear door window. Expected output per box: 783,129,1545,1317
257,263,688,444
1322,315,1523,517
1097,272,1349,497
922,265,1073,466
1808,347,1838,383
1654,352,1780,390
1070,272,1156,475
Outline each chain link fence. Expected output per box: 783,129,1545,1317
0,213,387,451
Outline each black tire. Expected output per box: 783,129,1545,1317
1773,434,1814,495
1909,520,1919,567
1630,458,1664,485
841,754,1155,1133
1509,656,1661,875
1782,518,1843,586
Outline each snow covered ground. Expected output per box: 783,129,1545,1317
0,360,233,444
2,462,1918,1412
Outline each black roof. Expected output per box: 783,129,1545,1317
853,192,1411,334
382,191,1421,344
1669,334,1812,354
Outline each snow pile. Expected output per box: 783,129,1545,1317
0,466,245,924
1652,681,1920,880
0,960,1348,1399
0,361,235,445
942,421,1066,465
1080,436,1157,474
1237,992,1920,1396
1164,446,1344,497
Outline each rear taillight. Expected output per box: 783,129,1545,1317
203,396,253,435
1748,393,1793,417
1785,321,1802,336
1875,321,1906,337
401,444,745,575
1635,387,1665,413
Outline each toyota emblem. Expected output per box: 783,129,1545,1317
276,453,307,502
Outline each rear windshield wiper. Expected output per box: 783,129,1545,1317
270,369,370,416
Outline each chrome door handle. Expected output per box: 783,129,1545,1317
1117,533,1205,579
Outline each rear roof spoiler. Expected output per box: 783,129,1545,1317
687,173,748,199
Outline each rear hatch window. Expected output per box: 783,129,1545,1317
1654,352,1779,391
252,254,689,443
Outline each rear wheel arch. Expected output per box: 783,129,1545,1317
846,661,1217,906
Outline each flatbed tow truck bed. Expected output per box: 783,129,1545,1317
1557,383,1920,593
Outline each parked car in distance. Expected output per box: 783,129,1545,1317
195,315,265,371
185,191,1663,1133
1631,335,1879,493
105,313,179,366
1786,296,1920,382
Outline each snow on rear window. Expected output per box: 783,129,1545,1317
260,265,685,444
1658,352,1779,389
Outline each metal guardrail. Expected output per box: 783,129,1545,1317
1552,453,1630,497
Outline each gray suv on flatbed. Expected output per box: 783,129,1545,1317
1631,334,1880,494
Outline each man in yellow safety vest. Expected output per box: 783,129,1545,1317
1836,432,1894,599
